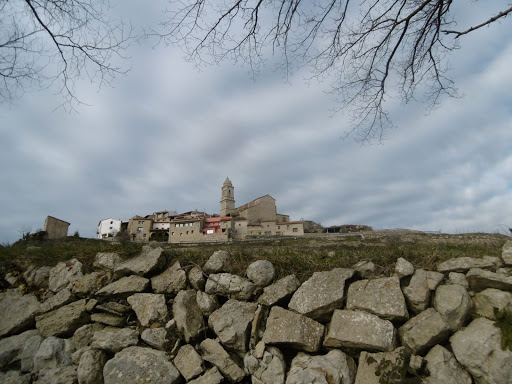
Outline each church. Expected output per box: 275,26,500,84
220,177,304,238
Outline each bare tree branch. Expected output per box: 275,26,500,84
151,0,510,142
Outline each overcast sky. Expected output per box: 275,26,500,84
1,1,511,243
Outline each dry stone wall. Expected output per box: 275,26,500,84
1,243,512,383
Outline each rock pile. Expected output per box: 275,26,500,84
1,242,512,383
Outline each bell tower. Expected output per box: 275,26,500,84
220,177,235,217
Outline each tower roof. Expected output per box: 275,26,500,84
223,177,233,186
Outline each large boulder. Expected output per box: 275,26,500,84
72,272,110,297
93,253,121,271
262,306,324,353
433,284,472,331
20,334,43,372
95,275,149,297
188,266,206,291
34,366,78,384
399,308,450,355
423,345,472,384
346,276,409,321
257,275,300,306
403,269,431,313
324,309,396,352
246,260,275,287
288,268,355,320
450,317,512,384
36,299,90,338
0,370,32,384
205,273,256,301
502,240,512,266
395,258,414,278
0,290,41,337
354,347,407,384
77,349,106,384
285,350,356,384
199,338,246,383
32,336,74,372
188,367,224,384
90,327,139,353
127,293,168,327
103,346,180,384
49,259,84,293
114,246,167,278
196,291,219,316
466,268,512,292
173,290,205,342
23,266,51,288
151,261,187,295
173,344,204,381
0,329,40,369
141,328,170,351
437,257,495,273
208,299,258,353
244,345,286,384
473,288,512,320
40,289,75,314
203,250,231,274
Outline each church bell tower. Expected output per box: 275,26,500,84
220,177,235,217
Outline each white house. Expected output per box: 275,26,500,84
97,218,122,239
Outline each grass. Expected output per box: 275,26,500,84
0,232,508,282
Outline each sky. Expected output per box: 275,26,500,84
1,1,511,243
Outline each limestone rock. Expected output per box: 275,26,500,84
40,289,75,314
433,284,472,331
451,317,512,384
94,302,130,317
90,313,125,327
141,327,170,350
49,259,84,293
36,299,90,338
502,240,512,266
173,290,205,342
354,348,407,384
188,266,206,291
0,329,40,369
288,268,355,320
174,344,204,381
199,338,246,383
473,288,512,320
95,275,149,297
244,345,286,384
33,336,74,372
0,290,41,337
151,261,187,295
324,309,396,352
423,345,472,384
466,268,512,292
113,246,167,278
286,349,356,384
20,334,43,372
262,306,324,353
346,276,409,321
77,349,106,384
90,327,139,353
205,273,256,301
188,367,224,384
0,370,32,384
403,269,431,314
353,260,375,278
72,272,110,297
93,252,121,271
196,290,219,316
208,299,258,353
438,257,495,273
72,323,104,351
395,257,414,277
103,346,180,384
127,293,168,327
399,308,450,355
247,260,275,287
34,366,77,384
23,266,51,288
449,272,469,289
426,271,444,290
203,250,231,274
257,274,300,306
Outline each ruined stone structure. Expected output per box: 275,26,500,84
43,216,70,239
1,241,512,383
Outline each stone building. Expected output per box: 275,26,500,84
97,218,121,239
44,216,70,239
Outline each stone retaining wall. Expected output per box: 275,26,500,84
1,241,512,383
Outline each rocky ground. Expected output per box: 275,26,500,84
0,239,512,383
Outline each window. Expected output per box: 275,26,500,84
186,231,189,235
278,226,280,229
293,228,298,233
110,221,113,224
287,225,290,230
191,230,194,234
238,223,241,226
206,229,214,234
222,228,226,232
171,232,174,235
137,227,143,232
143,234,146,237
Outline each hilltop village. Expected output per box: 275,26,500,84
97,178,305,243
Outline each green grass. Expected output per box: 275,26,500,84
0,233,507,282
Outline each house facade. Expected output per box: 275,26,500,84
97,218,122,239
44,216,70,239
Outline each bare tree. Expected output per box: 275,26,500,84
154,0,512,141
1,0,132,109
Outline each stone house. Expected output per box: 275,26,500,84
44,216,70,239
127,216,152,242
97,218,122,239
